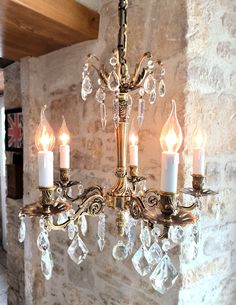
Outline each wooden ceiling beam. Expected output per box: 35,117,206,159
0,0,100,60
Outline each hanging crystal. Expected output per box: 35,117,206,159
150,255,178,294
151,224,161,242
162,239,171,253
80,215,88,236
181,239,198,263
168,226,184,244
37,229,50,252
18,215,26,243
147,60,155,69
110,56,118,66
112,98,120,128
144,74,156,94
132,246,151,276
67,234,89,265
100,102,107,130
57,212,68,225
108,70,120,91
144,242,163,267
41,250,54,280
81,75,92,99
137,98,145,128
68,222,78,240
149,90,157,104
98,213,105,251
139,87,145,97
158,79,166,97
125,94,133,119
126,217,137,254
112,240,128,260
95,87,106,103
139,221,151,248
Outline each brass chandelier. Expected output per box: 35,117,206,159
18,0,217,294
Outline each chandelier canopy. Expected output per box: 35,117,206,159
18,0,217,293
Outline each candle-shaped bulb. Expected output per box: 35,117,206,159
35,105,55,152
192,127,206,149
160,100,183,152
129,119,139,167
58,116,70,145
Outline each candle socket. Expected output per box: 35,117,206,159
159,192,177,216
60,168,70,185
192,174,205,191
129,165,138,178
39,186,56,214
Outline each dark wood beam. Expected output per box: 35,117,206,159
0,0,100,60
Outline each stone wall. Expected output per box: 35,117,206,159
3,0,236,304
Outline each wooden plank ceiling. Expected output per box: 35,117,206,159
0,0,100,61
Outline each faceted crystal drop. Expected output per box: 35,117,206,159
112,240,128,261
151,224,161,242
145,242,163,267
110,56,118,66
95,87,106,103
80,215,87,236
150,255,178,294
158,79,166,97
132,246,151,276
147,60,155,69
181,240,198,263
169,226,184,244
149,90,157,104
82,75,92,95
144,74,156,94
100,103,107,130
68,222,76,240
41,250,54,280
57,212,68,225
97,213,105,251
162,239,171,252
18,218,26,243
107,70,120,91
140,223,151,248
137,98,145,128
37,230,50,252
67,234,89,265
98,238,105,252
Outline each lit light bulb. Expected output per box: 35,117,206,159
129,119,139,167
35,105,55,152
160,100,183,153
192,127,206,149
58,116,70,145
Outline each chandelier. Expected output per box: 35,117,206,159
18,0,217,294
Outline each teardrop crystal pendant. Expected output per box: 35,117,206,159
137,98,145,128
125,94,133,119
158,79,166,97
168,226,184,244
67,234,89,265
82,75,92,95
18,216,26,243
37,229,50,252
151,224,161,242
132,246,151,276
41,250,54,280
68,222,77,240
144,74,156,94
107,70,120,91
100,102,107,130
150,255,178,294
149,90,157,104
95,87,106,103
98,213,105,251
80,215,87,236
140,221,151,248
57,212,68,225
112,240,128,261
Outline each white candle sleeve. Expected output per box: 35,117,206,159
161,152,179,193
38,151,54,187
60,145,70,169
129,144,138,166
193,148,205,175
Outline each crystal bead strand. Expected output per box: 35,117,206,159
97,213,106,251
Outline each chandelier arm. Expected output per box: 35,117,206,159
131,52,152,84
177,202,198,211
59,185,104,203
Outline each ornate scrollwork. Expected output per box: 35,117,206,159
143,189,161,208
129,196,144,219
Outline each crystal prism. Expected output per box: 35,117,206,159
158,79,166,97
41,250,54,280
145,242,163,267
95,87,106,103
57,212,68,225
80,215,87,236
97,213,105,251
151,224,161,242
68,222,76,240
169,226,184,244
100,102,107,130
150,255,178,294
112,240,128,260
149,90,157,104
18,218,26,243
82,75,92,95
108,70,120,91
67,234,89,265
37,229,50,252
140,222,151,248
98,238,105,252
132,246,151,276
162,239,171,252
137,98,145,128
144,74,156,94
